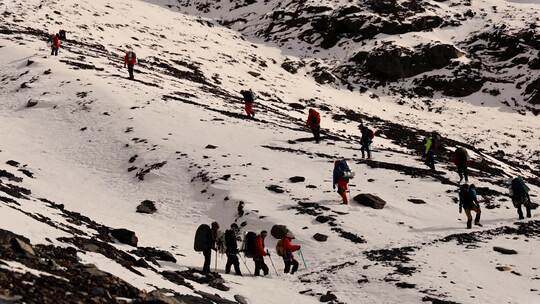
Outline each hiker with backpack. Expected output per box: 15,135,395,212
454,147,469,183
50,33,61,56
193,221,220,273
240,89,256,119
224,223,242,276
359,123,374,159
250,231,270,276
510,177,533,220
333,159,354,205
124,49,137,80
424,132,441,170
305,108,321,143
459,184,482,229
277,232,301,274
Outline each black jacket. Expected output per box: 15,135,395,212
225,229,239,255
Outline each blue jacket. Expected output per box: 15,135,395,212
333,160,350,185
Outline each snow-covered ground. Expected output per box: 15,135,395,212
0,0,539,303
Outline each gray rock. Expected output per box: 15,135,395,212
234,295,249,304
289,176,306,183
111,228,138,246
493,246,518,255
10,237,35,256
137,200,157,214
354,194,386,209
320,291,337,302
313,233,328,242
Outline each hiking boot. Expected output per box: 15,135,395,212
475,222,483,227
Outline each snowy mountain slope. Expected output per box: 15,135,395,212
0,0,539,303
162,0,540,114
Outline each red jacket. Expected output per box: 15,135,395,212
306,110,320,127
124,52,137,65
255,235,266,257
282,237,300,254
52,36,60,48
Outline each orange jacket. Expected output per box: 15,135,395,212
282,237,300,253
124,52,137,65
306,109,320,127
255,235,266,257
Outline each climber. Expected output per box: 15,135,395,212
124,49,137,80
333,159,353,204
459,184,482,229
241,89,256,119
305,108,321,143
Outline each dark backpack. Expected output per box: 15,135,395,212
368,129,375,140
194,224,212,252
242,90,254,103
243,232,257,258
336,160,351,179
511,178,528,198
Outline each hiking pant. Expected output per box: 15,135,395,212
513,196,532,219
337,180,349,204
425,151,435,170
253,256,269,276
51,47,58,56
310,125,321,143
225,254,241,275
457,164,468,182
202,249,212,273
464,207,481,229
127,64,135,80
361,142,371,159
283,258,299,274
244,102,254,118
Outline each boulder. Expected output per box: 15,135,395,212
26,99,38,107
111,228,138,247
320,291,337,302
271,225,289,239
354,194,386,209
10,237,35,256
289,176,306,183
315,215,334,223
136,200,157,214
365,43,461,80
234,295,249,304
266,185,285,193
493,246,518,255
313,233,328,242
408,199,426,204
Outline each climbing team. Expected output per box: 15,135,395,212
124,49,138,80
306,108,321,143
195,221,308,277
240,89,256,119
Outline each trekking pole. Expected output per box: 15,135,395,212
214,251,218,272
238,253,252,275
267,253,279,277
299,249,308,270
